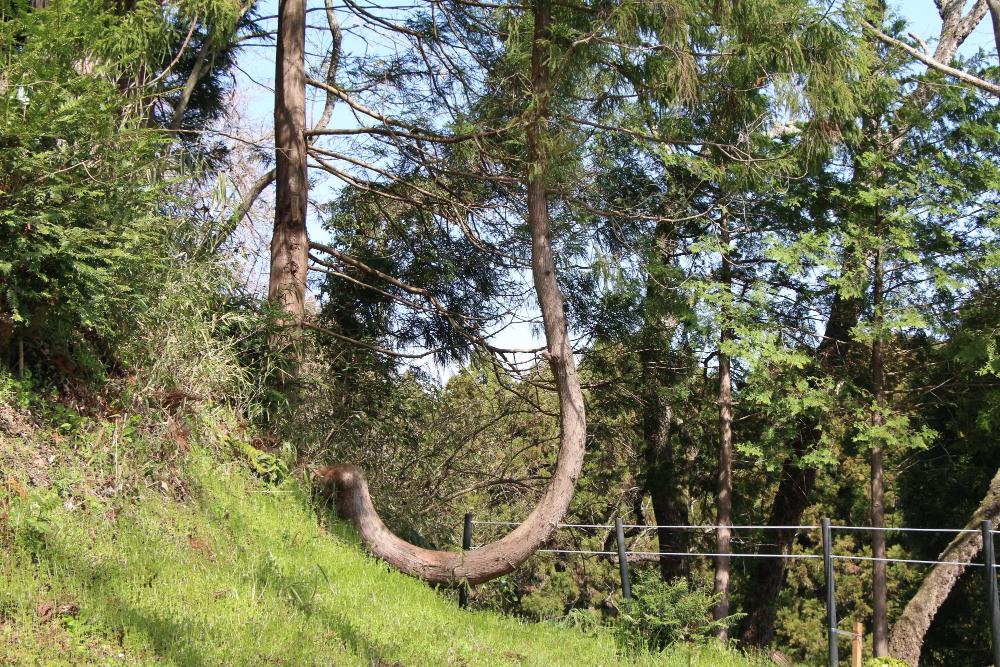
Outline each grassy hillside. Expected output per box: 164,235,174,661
0,402,765,666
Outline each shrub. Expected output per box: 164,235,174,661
0,2,170,380
0,0,244,385
865,658,910,667
613,573,742,653
119,258,287,424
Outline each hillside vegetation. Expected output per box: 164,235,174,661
0,397,763,666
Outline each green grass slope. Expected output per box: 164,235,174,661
0,419,764,666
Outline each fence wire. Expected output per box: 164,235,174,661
472,520,819,530
463,517,1000,667
537,549,822,560
469,520,995,569
831,525,979,534
467,548,988,567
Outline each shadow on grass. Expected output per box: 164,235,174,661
29,521,398,666
35,541,210,667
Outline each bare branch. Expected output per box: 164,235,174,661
304,320,452,359
863,19,1000,97
312,0,342,132
147,17,200,87
206,168,276,253
169,32,214,130
989,0,1000,61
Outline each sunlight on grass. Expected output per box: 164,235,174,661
0,451,766,666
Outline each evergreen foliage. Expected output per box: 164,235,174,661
0,1,167,376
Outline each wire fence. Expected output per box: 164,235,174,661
458,516,1000,667
469,519,987,567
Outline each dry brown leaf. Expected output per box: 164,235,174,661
6,477,28,500
36,602,53,622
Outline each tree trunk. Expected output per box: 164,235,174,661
739,289,863,646
317,0,588,586
270,0,309,366
989,0,1000,65
714,221,734,639
642,361,688,581
889,467,1000,666
641,219,688,581
738,460,818,646
870,248,888,656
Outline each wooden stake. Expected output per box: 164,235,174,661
852,622,864,667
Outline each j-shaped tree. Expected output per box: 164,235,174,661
314,0,586,585
296,0,701,582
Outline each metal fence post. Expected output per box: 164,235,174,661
982,520,1000,667
822,517,838,667
459,512,473,609
615,516,631,600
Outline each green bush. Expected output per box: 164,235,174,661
0,1,170,379
865,658,910,667
119,258,288,424
0,0,245,384
613,573,742,653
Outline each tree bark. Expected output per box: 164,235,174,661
316,0,588,587
641,220,688,581
642,355,688,581
933,0,989,67
714,220,734,639
270,0,310,364
889,467,1000,666
870,247,888,657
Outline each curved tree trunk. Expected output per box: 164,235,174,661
317,0,587,587
888,467,1000,666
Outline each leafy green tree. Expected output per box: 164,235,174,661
0,0,254,383
1,1,167,378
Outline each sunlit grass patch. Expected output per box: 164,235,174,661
1,446,765,666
